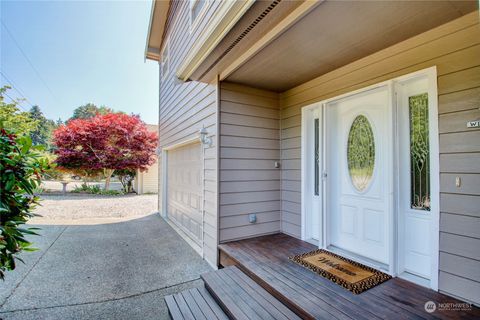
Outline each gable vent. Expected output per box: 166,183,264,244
198,0,282,79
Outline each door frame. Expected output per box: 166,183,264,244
301,66,439,289
301,103,324,245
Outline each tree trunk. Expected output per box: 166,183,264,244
82,176,88,188
104,169,114,190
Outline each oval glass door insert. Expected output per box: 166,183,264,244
347,115,375,191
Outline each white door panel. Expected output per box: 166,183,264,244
167,142,203,245
327,86,392,265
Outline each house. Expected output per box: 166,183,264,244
133,124,159,194
145,0,480,316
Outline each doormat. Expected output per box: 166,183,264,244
289,249,391,294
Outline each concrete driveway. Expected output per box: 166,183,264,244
0,195,212,320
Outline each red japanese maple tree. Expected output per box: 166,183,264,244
53,113,157,190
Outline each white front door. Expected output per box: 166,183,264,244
326,86,392,265
302,68,439,287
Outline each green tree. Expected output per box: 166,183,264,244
0,127,50,279
0,87,38,136
69,103,113,121
28,105,56,148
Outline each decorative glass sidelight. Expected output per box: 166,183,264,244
409,93,430,211
314,118,320,196
347,115,375,192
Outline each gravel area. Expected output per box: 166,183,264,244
32,194,158,224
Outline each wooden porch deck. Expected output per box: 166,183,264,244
219,233,480,320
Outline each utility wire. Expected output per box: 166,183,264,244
1,20,60,105
0,70,30,99
3,91,29,111
0,71,35,108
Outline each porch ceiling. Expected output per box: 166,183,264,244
224,0,478,92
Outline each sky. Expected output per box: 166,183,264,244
0,0,159,124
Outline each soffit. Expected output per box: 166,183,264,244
225,0,478,92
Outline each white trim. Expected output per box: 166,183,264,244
144,0,170,61
301,107,307,241
162,136,201,151
214,76,221,267
161,149,168,218
201,137,206,259
144,0,157,62
429,68,440,291
176,0,255,81
300,67,440,289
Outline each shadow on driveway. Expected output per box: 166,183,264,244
0,214,212,320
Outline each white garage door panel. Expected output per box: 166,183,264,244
167,143,203,245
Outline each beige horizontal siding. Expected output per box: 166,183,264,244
135,160,159,194
440,252,480,283
158,0,223,268
219,82,281,242
278,11,480,304
219,221,281,242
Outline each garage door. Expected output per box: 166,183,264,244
167,142,203,246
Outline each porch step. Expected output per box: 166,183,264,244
165,266,301,320
164,286,228,320
202,266,301,320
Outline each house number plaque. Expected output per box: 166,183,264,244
466,120,480,128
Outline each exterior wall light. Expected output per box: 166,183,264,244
199,126,212,147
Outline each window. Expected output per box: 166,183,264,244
409,93,430,210
161,39,169,80
347,115,375,192
190,0,207,29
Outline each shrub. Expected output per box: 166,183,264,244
71,184,123,196
0,128,49,279
72,184,101,194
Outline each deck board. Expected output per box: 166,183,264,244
165,287,229,320
219,233,480,320
202,266,302,320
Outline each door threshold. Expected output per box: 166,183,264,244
398,271,430,288
305,237,319,246
326,245,390,274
